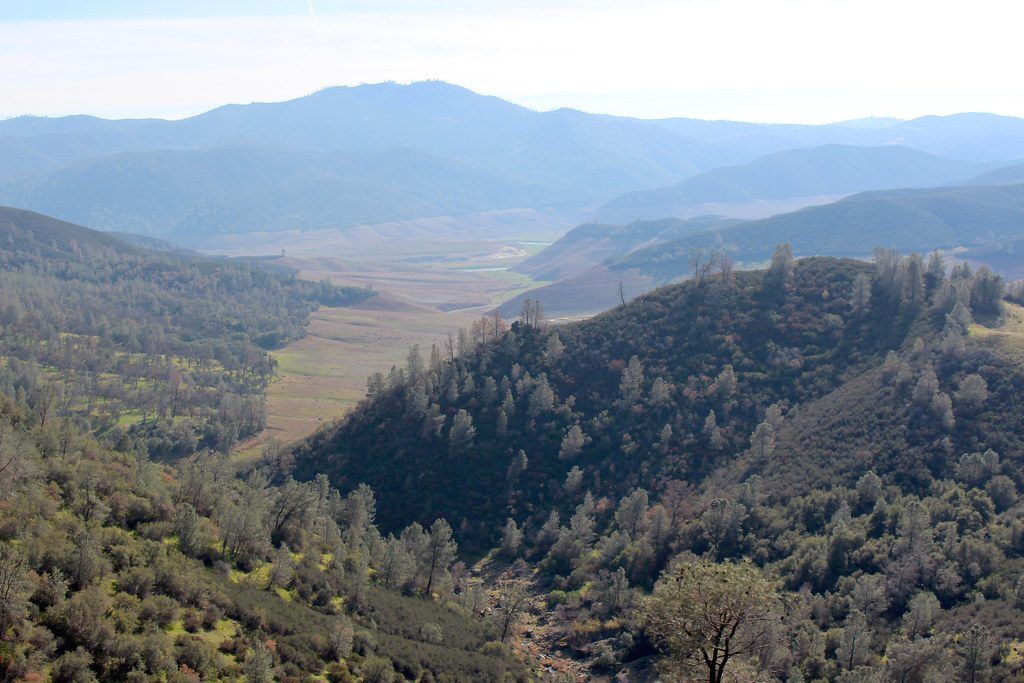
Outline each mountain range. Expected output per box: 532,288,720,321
6,82,1024,240
596,144,1001,224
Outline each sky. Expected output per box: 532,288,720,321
2,0,1023,124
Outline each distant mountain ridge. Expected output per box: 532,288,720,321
0,82,717,234
597,144,997,224
5,82,1024,238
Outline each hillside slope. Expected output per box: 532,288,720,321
597,144,989,223
613,183,1024,271
0,145,538,238
289,253,1024,678
970,162,1024,185
512,215,740,282
0,206,370,457
292,257,916,543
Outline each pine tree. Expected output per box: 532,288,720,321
619,355,645,402
501,518,523,557
559,424,588,460
852,273,872,315
703,410,724,449
528,374,556,416
543,333,565,364
449,409,475,454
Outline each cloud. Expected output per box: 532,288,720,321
1,0,1022,122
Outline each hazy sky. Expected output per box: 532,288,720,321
2,0,1022,123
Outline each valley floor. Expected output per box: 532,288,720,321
234,302,481,461
230,253,553,460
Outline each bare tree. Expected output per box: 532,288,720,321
690,247,722,287
719,253,735,287
519,299,545,327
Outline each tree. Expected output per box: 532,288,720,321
946,301,973,334
715,365,737,400
643,560,783,683
930,391,955,431
615,488,650,538
0,542,31,634
750,421,776,461
852,273,872,315
926,251,947,286
837,609,873,671
883,636,950,683
650,377,673,406
361,656,396,683
519,299,545,327
559,424,588,460
174,503,202,556
902,591,940,638
912,365,939,406
266,544,295,591
494,577,531,643
536,510,560,547
527,375,555,417
955,374,988,413
449,409,476,454
986,475,1018,512
340,483,376,548
0,421,30,497
970,267,1004,314
377,534,415,589
563,465,584,495
330,615,355,659
768,243,795,283
958,624,992,683
366,374,385,401
542,333,565,364
619,355,645,402
501,519,523,557
901,253,926,306
855,471,883,513
506,449,528,483
268,477,314,542
690,246,721,286
244,640,275,683
422,519,457,596
703,410,724,449
406,345,424,383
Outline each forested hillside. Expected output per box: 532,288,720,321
0,207,371,458
0,376,526,681
291,250,1024,679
